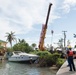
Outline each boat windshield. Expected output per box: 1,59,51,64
14,51,22,54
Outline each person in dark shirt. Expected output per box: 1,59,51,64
67,47,76,71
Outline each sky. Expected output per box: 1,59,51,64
0,0,76,47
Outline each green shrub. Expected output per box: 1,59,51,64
6,47,13,52
45,54,54,66
37,51,51,57
51,53,61,64
56,58,64,68
30,51,64,67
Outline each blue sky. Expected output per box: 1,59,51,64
0,0,76,47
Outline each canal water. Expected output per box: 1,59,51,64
0,60,57,75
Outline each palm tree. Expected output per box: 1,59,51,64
5,31,16,48
18,39,26,44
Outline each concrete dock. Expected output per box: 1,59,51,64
56,59,76,75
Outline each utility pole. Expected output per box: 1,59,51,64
62,31,67,48
62,31,67,54
51,30,54,46
50,30,54,51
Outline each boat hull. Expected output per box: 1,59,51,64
7,51,39,62
8,56,38,62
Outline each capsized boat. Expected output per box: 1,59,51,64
8,51,39,62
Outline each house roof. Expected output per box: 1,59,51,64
0,40,7,43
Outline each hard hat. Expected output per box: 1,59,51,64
68,45,72,48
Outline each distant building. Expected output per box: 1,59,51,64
0,40,7,56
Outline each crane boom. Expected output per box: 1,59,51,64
38,3,52,51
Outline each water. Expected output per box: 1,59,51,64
0,60,57,75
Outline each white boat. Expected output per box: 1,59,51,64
8,51,39,62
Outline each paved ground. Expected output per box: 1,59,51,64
56,59,76,75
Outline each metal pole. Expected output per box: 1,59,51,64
62,31,67,48
62,31,67,54
51,30,54,46
51,30,54,50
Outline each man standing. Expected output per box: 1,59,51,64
67,47,76,71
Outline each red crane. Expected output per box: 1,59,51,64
38,3,52,51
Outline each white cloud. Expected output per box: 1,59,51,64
61,4,70,13
0,0,57,31
46,33,62,38
62,0,76,13
69,38,76,47
0,0,61,46
64,0,76,6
